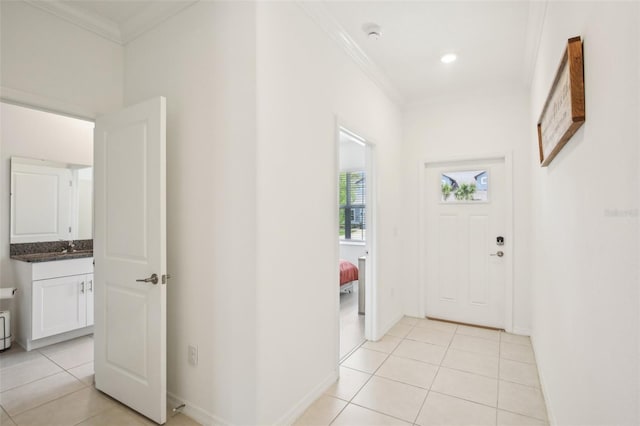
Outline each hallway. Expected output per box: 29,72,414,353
296,317,547,425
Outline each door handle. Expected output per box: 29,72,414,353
490,251,504,257
136,273,159,285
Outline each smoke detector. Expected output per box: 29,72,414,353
363,23,382,40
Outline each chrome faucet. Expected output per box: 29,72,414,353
61,240,76,253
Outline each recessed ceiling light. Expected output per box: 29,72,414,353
362,23,382,40
441,53,457,64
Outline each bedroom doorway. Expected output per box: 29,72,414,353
338,127,373,360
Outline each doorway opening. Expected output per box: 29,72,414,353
337,127,374,360
1,99,172,424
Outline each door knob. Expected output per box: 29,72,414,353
136,273,159,285
490,251,504,257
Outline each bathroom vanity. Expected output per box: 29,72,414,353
8,156,94,350
12,255,94,351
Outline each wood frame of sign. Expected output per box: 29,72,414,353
537,36,585,167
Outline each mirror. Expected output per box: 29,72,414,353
10,157,93,243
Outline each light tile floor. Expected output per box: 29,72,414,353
0,336,199,426
296,317,549,426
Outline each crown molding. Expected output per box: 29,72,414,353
297,1,404,106
523,0,548,87
120,1,197,44
24,0,121,44
23,0,198,45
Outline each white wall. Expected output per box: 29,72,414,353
0,1,123,117
0,0,121,316
402,88,532,333
124,2,257,424
529,2,639,425
0,103,93,318
125,3,404,424
340,244,366,268
255,3,404,423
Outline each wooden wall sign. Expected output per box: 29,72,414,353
537,36,585,167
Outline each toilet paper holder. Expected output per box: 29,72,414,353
0,288,17,300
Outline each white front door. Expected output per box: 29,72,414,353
93,97,167,424
424,158,508,329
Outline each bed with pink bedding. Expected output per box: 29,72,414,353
339,259,359,287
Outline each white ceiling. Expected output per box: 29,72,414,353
28,0,197,44
60,1,154,26
32,0,538,103
324,1,533,102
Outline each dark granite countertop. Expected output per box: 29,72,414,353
11,250,94,263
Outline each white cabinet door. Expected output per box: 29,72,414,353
11,163,73,243
86,273,94,327
32,275,87,339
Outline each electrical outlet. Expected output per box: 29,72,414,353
188,345,198,366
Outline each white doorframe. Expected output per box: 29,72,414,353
334,118,379,367
1,87,97,121
418,153,514,332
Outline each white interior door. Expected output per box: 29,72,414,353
93,97,167,424
424,158,507,329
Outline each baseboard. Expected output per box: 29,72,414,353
274,369,339,426
22,326,93,351
530,334,556,425
378,311,404,339
511,326,531,336
167,391,230,426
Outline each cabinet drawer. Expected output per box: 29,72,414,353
32,258,93,280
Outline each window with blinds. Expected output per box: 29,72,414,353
339,171,366,241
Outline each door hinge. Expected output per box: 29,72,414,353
69,226,72,233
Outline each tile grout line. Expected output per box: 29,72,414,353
352,319,423,425
333,318,546,426
330,322,411,425
1,338,168,426
334,317,423,425
411,319,458,425
346,400,422,425
2,407,17,426
0,341,95,424
4,384,92,422
0,369,62,394
2,348,91,417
